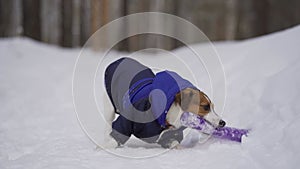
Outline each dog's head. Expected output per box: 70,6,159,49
175,88,226,128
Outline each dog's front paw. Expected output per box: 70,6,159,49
169,140,180,149
102,138,119,149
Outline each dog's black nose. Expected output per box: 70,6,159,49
219,120,226,128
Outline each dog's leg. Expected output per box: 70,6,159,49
100,94,119,149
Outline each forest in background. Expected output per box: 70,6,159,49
1,0,300,51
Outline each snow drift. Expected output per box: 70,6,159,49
1,25,300,168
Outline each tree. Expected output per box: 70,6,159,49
22,0,41,40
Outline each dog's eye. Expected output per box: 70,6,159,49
189,91,193,97
203,105,210,111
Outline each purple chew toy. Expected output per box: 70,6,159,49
180,112,249,143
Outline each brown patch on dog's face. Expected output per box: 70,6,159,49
175,88,212,117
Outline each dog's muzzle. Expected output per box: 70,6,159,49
204,110,226,128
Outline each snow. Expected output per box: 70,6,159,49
1,25,300,168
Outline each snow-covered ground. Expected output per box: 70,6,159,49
1,25,300,169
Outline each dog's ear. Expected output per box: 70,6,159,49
174,93,181,105
174,91,192,111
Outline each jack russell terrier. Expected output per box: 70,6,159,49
103,57,225,148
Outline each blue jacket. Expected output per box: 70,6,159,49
138,70,196,126
105,58,195,145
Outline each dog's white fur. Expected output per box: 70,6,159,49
101,94,118,149
166,103,184,128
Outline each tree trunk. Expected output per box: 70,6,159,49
72,0,81,47
61,0,73,47
22,0,41,40
80,0,91,46
225,0,238,40
148,0,177,50
91,0,102,50
40,0,61,44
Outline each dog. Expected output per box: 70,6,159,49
103,57,225,148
